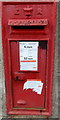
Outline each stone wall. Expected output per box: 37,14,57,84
58,1,60,119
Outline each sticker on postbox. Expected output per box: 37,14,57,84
23,79,43,95
19,42,38,71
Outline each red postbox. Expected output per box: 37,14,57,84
2,2,57,116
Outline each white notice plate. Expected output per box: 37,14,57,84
19,42,38,71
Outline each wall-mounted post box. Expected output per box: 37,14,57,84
2,1,57,116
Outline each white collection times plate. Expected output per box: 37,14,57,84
19,42,39,71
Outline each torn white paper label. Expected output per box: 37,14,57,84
19,42,38,71
23,80,43,95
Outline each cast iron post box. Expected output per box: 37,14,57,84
2,1,57,116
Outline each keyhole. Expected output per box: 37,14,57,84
16,76,19,80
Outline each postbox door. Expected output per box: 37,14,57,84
10,40,47,109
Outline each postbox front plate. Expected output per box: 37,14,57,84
10,40,47,109
2,2,56,115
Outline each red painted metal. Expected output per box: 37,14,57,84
8,19,48,26
2,2,57,116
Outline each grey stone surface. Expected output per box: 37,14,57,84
58,1,60,119
0,3,3,120
0,0,59,119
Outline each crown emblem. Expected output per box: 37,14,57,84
23,6,33,18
